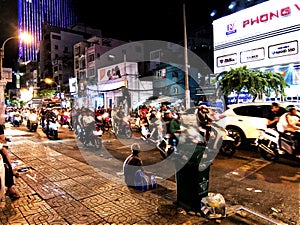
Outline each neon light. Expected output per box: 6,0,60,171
18,0,78,62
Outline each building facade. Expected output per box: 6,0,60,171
213,0,300,101
18,0,78,62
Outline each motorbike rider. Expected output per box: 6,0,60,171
44,109,57,133
169,111,182,150
196,105,213,145
82,109,96,133
27,109,39,129
266,102,284,129
277,105,300,157
113,107,126,131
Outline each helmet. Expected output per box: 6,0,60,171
199,105,209,113
131,143,140,154
286,105,296,112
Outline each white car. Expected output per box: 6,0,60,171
215,102,300,147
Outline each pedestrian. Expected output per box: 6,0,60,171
0,124,20,200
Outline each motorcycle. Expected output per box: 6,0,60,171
156,122,236,159
77,123,102,150
42,117,59,140
113,117,132,138
255,128,300,161
12,114,22,127
96,112,111,134
27,113,39,132
156,133,177,159
210,123,237,157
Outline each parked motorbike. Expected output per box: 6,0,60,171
42,117,59,140
255,128,300,161
113,117,132,138
27,113,39,132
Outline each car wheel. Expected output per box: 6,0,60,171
227,128,244,148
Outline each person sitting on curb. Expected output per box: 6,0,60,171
123,143,156,191
123,143,144,187
0,124,20,200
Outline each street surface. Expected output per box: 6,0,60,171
4,123,300,225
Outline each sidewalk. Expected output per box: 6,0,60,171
0,130,210,225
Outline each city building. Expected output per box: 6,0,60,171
213,0,300,101
17,0,78,62
38,23,102,94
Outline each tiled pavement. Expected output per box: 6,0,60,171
0,134,214,225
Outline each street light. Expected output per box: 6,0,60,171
0,33,32,124
44,78,62,101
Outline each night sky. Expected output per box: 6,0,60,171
73,0,230,42
0,0,231,69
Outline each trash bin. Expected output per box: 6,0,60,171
175,144,211,212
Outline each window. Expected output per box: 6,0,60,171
172,71,179,77
52,34,61,40
234,105,268,118
54,45,58,50
88,68,95,77
74,47,80,56
88,54,94,62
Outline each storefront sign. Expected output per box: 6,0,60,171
240,47,265,63
217,54,237,67
268,41,298,58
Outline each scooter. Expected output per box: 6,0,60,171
42,117,59,140
77,123,102,150
27,113,39,132
255,128,300,161
113,117,132,138
12,114,22,127
156,122,236,159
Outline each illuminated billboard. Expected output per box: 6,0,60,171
213,0,300,74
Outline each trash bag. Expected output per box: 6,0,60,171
200,192,226,219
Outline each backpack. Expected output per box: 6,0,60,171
134,169,157,192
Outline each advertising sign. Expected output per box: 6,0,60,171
213,0,300,73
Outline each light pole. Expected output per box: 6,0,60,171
44,78,62,102
0,33,31,124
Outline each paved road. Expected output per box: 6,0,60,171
3,123,299,225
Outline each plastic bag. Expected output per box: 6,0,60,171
200,192,226,219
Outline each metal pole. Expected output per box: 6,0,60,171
183,4,190,109
0,37,17,124
0,47,5,124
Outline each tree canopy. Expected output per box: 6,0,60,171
214,66,289,103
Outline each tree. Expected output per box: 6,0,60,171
38,89,57,99
214,66,289,104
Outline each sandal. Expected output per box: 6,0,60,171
7,192,20,200
6,188,20,200
13,172,20,178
